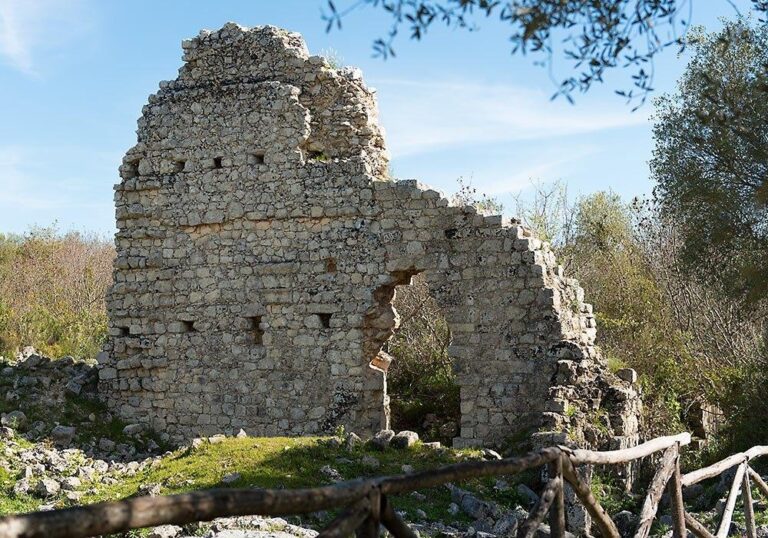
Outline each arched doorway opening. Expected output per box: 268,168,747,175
376,273,460,444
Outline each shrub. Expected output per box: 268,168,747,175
386,274,460,444
0,226,114,361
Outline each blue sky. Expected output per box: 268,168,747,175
0,0,755,235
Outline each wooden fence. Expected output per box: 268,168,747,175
0,432,765,538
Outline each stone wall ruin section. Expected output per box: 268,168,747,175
100,23,640,449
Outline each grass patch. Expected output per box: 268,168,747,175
0,437,527,524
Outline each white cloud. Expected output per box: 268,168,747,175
0,0,92,74
372,79,650,157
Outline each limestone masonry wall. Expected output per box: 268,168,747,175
100,23,641,449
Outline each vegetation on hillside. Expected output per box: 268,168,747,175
0,227,113,361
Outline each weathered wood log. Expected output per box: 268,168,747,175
685,513,717,538
0,484,375,538
742,471,757,538
569,433,691,465
747,467,768,500
0,435,715,538
0,449,562,538
320,496,371,538
669,450,687,538
561,456,620,538
355,488,381,538
517,477,561,538
716,462,747,538
380,496,419,538
380,447,561,495
549,456,566,538
634,445,678,538
682,446,768,487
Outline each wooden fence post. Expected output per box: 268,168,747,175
549,455,566,538
716,461,747,538
634,445,678,538
561,456,621,538
355,488,381,538
742,470,757,538
669,445,686,538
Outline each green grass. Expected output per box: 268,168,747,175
77,437,518,522
0,436,529,526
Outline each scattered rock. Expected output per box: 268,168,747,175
98,438,116,452
13,479,31,496
147,525,183,538
481,448,502,460
209,434,226,444
423,442,442,449
64,491,82,502
516,483,539,507
50,425,76,446
235,429,247,438
447,502,460,516
344,432,362,450
320,465,342,481
35,478,61,498
2,410,27,430
222,472,241,484
415,509,427,520
401,464,415,474
370,430,395,450
361,455,380,469
138,483,162,497
494,479,510,491
411,491,427,501
60,476,81,491
613,510,637,538
391,430,419,449
492,512,520,537
449,485,502,521
616,368,638,384
64,379,82,396
122,423,145,436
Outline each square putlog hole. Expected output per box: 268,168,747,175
213,156,223,169
317,313,332,329
249,151,265,165
247,316,264,345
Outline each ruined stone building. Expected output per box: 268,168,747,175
100,23,641,449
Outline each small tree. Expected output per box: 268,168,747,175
449,176,504,215
651,19,768,307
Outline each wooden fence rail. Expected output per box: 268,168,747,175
1,432,764,538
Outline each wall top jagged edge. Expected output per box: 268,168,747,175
106,22,641,462
127,22,390,180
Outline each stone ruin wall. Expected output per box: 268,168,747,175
99,23,641,450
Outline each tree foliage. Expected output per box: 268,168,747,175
323,0,768,106
651,19,768,306
517,184,766,450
